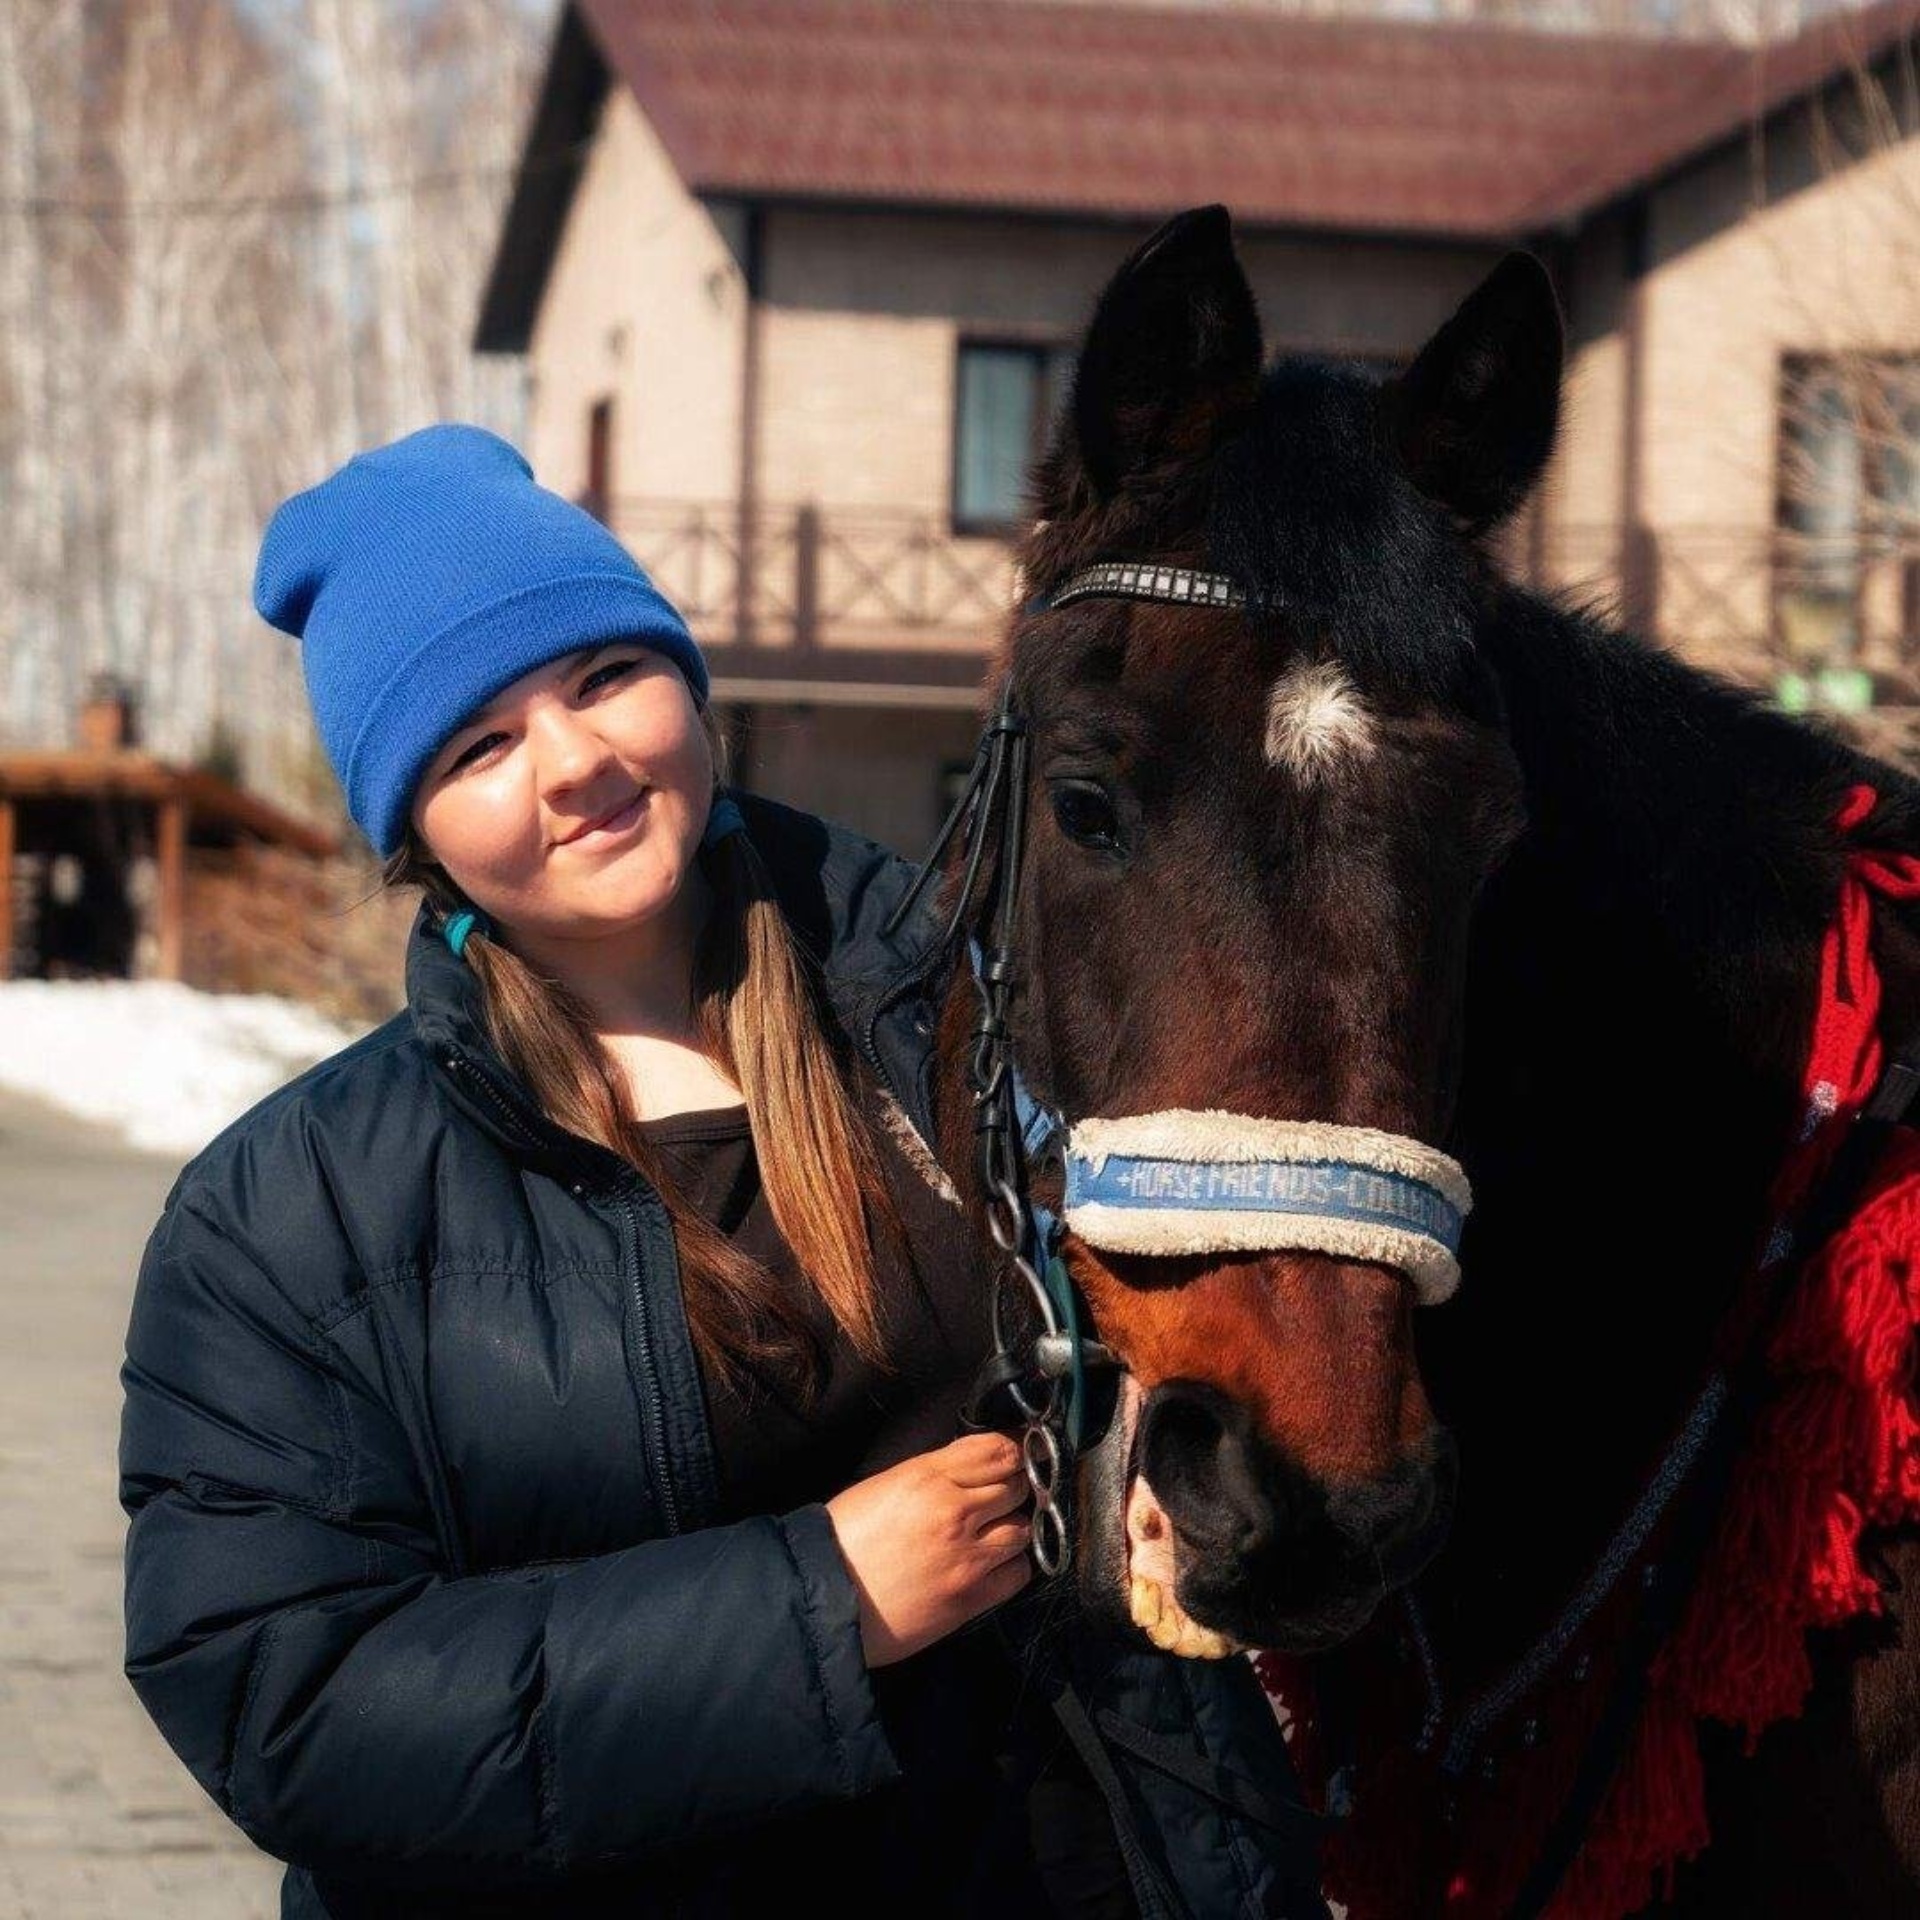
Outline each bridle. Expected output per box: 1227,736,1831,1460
883,559,1470,1579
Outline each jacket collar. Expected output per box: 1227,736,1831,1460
406,788,956,1158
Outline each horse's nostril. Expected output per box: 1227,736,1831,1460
1139,1380,1280,1557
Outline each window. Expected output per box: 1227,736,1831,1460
1776,355,1920,667
952,341,1073,535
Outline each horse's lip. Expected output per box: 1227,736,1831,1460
1249,1591,1385,1654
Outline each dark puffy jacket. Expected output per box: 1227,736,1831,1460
120,790,1320,1918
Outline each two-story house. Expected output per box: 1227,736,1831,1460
477,0,1920,846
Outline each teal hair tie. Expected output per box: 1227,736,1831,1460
443,908,488,957
702,795,746,849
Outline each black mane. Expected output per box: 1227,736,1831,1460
1425,564,1920,1664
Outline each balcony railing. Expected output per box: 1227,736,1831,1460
602,500,1021,654
593,502,1920,754
1539,524,1920,765
1540,524,1920,689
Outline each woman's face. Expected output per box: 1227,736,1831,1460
411,643,712,945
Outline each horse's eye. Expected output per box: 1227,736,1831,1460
1052,784,1121,851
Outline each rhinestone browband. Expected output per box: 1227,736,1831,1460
1043,562,1246,612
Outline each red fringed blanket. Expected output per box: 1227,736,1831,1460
1257,782,1920,1918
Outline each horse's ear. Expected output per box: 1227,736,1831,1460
1384,251,1562,533
1069,204,1263,500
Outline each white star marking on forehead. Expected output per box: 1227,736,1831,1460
1263,661,1376,782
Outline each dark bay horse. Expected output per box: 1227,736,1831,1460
921,206,1920,1912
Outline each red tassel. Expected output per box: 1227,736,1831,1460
1548,1689,1708,1920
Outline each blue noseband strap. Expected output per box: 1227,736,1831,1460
1063,1110,1472,1305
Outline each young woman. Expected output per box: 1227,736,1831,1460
118,426,1320,1920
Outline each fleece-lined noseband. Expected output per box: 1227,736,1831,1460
1064,1110,1470,1305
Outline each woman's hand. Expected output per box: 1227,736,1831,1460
823,1431,1035,1669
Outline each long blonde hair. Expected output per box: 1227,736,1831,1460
387,712,904,1405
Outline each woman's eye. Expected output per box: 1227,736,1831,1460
581,657,640,696
446,732,506,776
1052,785,1122,851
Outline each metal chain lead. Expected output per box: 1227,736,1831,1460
965,705,1078,1578
885,683,1079,1578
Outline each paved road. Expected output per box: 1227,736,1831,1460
0,1090,280,1917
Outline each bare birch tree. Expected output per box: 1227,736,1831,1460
89,1,305,763
0,0,548,817
0,3,84,741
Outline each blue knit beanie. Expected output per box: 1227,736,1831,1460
253,423,708,856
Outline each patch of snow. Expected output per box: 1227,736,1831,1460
0,981,367,1158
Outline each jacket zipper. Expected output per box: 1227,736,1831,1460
614,1184,682,1536
441,1048,683,1537
440,1048,544,1150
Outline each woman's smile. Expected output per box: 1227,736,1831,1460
557,785,650,850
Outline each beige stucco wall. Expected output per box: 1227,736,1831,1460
1542,207,1633,571
742,210,1502,656
1639,107,1920,527
525,95,1520,666
525,90,745,511
754,207,1503,512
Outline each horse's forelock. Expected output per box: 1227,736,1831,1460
1208,360,1479,704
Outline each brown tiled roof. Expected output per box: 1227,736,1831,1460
1512,0,1920,228
477,0,1920,350
577,0,1920,237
